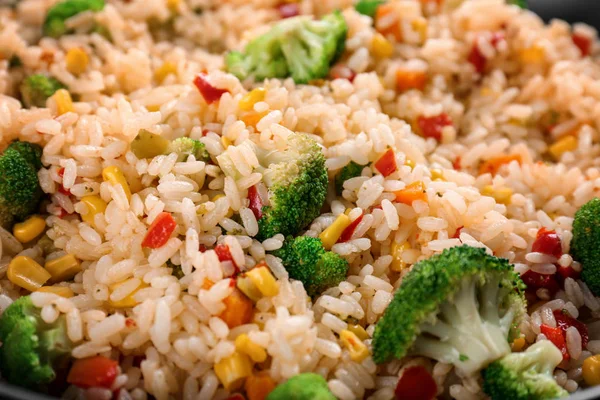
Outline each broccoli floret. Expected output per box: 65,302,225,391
43,0,105,38
508,0,527,8
482,340,568,399
167,137,210,162
571,198,600,296
273,236,348,297
0,296,73,388
372,245,526,376
225,11,347,84
355,0,386,17
335,161,365,195
0,144,43,228
20,74,66,108
266,373,336,400
7,140,44,170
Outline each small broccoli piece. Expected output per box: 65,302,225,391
335,161,365,195
43,0,105,38
166,260,185,279
0,296,73,388
7,140,44,170
267,373,336,400
0,144,43,228
20,74,66,108
226,11,347,84
218,133,327,240
273,236,348,297
482,340,568,399
372,245,526,376
9,55,22,68
355,0,386,17
508,0,527,8
571,198,600,296
167,137,210,162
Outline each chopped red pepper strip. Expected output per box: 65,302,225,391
214,243,238,269
531,228,562,258
247,185,263,220
329,64,356,82
142,212,177,249
452,226,464,239
468,44,487,74
67,356,119,389
338,213,364,243
58,184,71,196
572,32,592,57
416,113,453,142
540,324,570,361
193,73,229,104
557,265,580,282
374,148,397,177
520,270,559,295
453,156,461,170
553,309,589,347
394,365,437,400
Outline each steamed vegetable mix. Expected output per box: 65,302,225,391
20,74,66,108
218,133,328,240
372,245,526,375
225,11,347,83
43,0,105,38
273,236,348,297
0,296,73,388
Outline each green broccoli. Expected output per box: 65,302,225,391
167,137,210,162
372,245,526,376
43,0,105,38
218,133,327,240
508,0,527,8
166,260,185,279
20,74,66,108
571,197,600,296
482,340,568,399
0,142,44,228
225,11,347,84
355,0,386,17
267,373,336,400
273,236,348,297
335,161,365,195
0,296,73,388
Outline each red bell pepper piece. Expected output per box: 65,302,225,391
531,228,562,258
395,365,437,400
67,356,119,389
540,324,570,361
553,309,589,347
142,212,177,249
193,73,229,104
374,148,397,177
572,32,592,57
247,185,263,220
416,113,453,142
338,213,363,243
520,270,560,295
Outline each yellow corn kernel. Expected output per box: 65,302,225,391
211,194,233,218
241,110,269,129
371,33,394,58
154,62,177,83
79,195,107,228
511,337,526,352
430,168,444,181
146,104,160,112
239,88,266,112
65,47,89,75
405,158,415,169
53,89,74,116
221,136,232,149
236,275,262,302
130,129,170,159
340,329,370,362
214,352,253,391
347,324,369,341
13,215,46,243
235,333,267,363
167,0,179,11
519,45,545,63
583,355,600,386
108,280,148,308
102,166,132,202
482,185,513,205
7,256,51,292
319,214,352,250
36,286,74,298
480,87,493,96
390,241,411,272
45,254,81,283
411,17,428,43
246,266,279,297
548,135,578,159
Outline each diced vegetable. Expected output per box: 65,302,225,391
141,212,177,249
329,64,356,82
374,148,397,177
102,166,132,201
340,329,369,362
540,324,569,361
319,213,351,250
347,323,369,341
572,32,592,57
45,254,81,283
395,69,427,92
531,228,562,258
277,3,300,18
7,256,51,291
247,185,263,220
65,47,89,75
67,356,118,389
246,372,277,400
12,215,46,243
548,135,578,159
79,195,107,228
481,185,513,205
246,264,279,297
108,280,147,308
394,181,427,205
239,88,266,111
193,73,229,104
583,355,600,386
43,0,105,38
53,89,74,115
520,270,559,295
214,352,253,391
375,3,402,42
478,154,521,176
394,365,437,400
214,244,238,269
154,61,177,83
219,288,254,328
511,337,527,352
372,32,394,58
390,241,411,272
553,309,588,347
130,129,170,159
235,333,267,363
355,0,385,17
416,113,452,142
338,213,363,243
